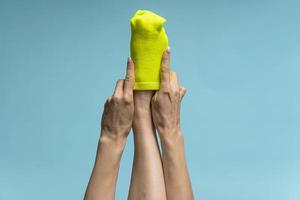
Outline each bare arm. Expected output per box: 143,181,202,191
84,134,126,200
151,48,194,200
128,91,167,200
84,58,135,200
160,131,193,200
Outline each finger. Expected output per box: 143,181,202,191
113,79,124,97
170,71,180,91
160,47,171,90
124,57,135,94
179,87,187,101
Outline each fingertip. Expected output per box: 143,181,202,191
124,57,135,92
127,56,133,64
182,87,187,95
167,46,171,53
180,86,187,99
126,57,135,76
162,48,170,59
116,79,122,86
127,56,134,67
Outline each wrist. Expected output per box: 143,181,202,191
134,98,151,114
133,103,152,122
133,91,153,112
135,104,151,113
159,129,184,148
99,130,127,151
157,125,181,137
133,109,153,130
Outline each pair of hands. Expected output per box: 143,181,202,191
101,48,186,141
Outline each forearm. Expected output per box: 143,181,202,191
84,132,126,200
160,131,194,200
128,106,166,200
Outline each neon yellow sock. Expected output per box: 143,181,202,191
130,10,169,90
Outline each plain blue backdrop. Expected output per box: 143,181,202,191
1,0,299,199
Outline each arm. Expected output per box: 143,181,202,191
151,48,194,200
128,91,167,200
84,58,135,200
84,134,125,200
160,131,192,200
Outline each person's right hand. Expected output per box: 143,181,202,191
151,48,186,136
101,57,135,140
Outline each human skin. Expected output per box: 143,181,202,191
128,91,167,200
151,48,194,200
84,57,135,200
84,48,194,200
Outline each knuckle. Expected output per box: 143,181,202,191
124,95,133,104
161,66,168,73
125,74,133,81
162,89,170,95
116,79,123,84
112,95,121,102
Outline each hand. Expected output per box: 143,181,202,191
151,48,194,200
151,48,186,136
101,57,135,140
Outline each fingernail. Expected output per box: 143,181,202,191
166,46,171,53
127,56,132,63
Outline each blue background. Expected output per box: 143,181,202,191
1,0,299,199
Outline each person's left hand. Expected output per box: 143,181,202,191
101,57,135,140
151,49,186,137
